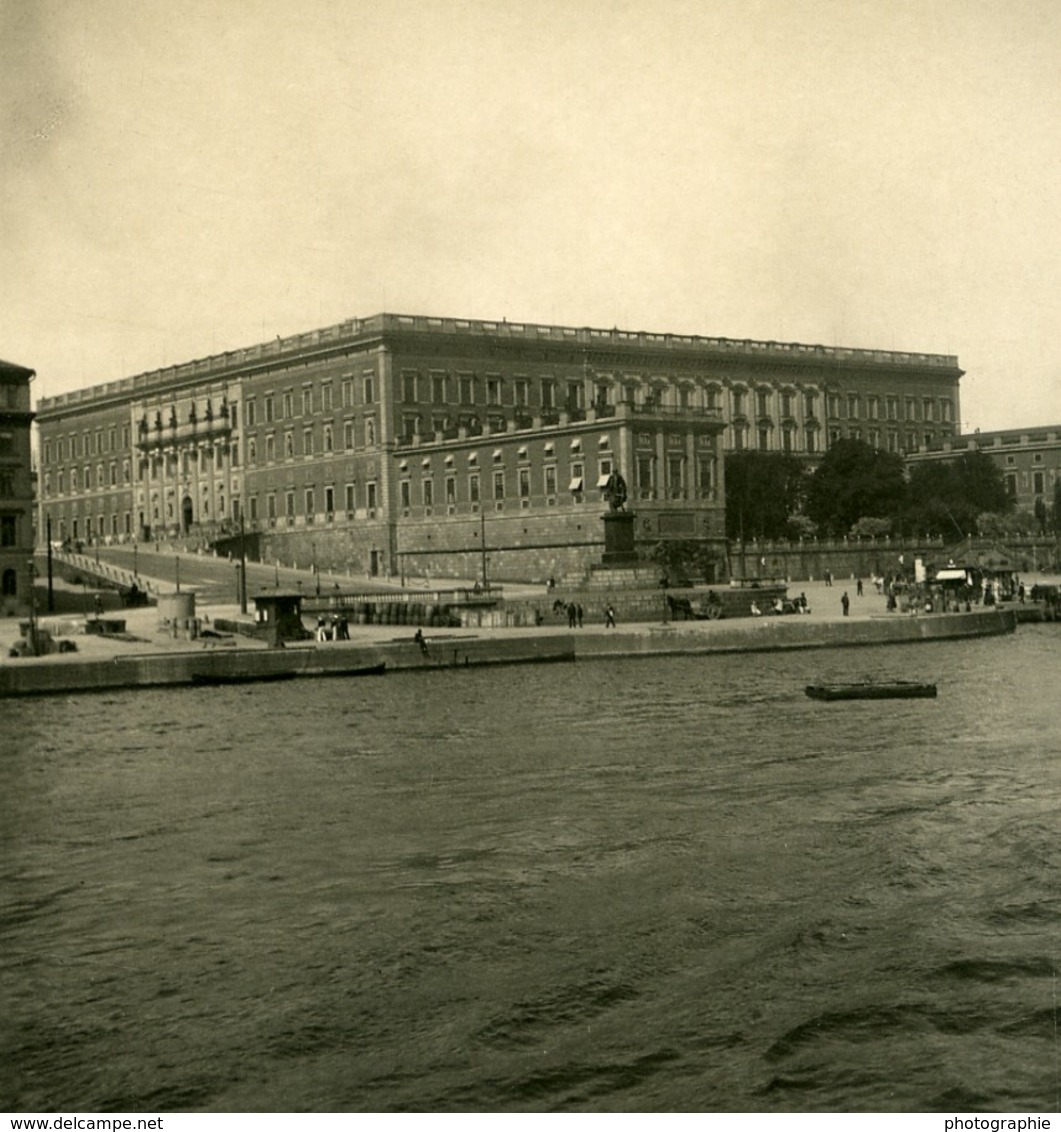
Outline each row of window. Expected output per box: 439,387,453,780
1006,470,1055,495
47,444,243,495
246,418,375,463
44,461,133,495
39,387,954,474
142,447,232,477
45,512,133,541
396,371,954,424
248,482,372,523
732,423,951,455
244,375,374,427
44,425,132,464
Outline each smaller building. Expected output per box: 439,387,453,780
910,426,1061,519
0,359,36,617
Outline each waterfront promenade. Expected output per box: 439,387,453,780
0,568,1025,698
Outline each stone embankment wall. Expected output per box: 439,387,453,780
573,608,1017,657
0,636,577,698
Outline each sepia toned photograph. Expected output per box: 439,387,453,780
2,0,1059,1117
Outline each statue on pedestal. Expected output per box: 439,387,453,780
603,469,628,512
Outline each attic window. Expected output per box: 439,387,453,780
599,434,611,448
570,438,581,450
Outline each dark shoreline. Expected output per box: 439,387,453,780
0,609,1018,699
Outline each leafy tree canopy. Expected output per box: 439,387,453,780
724,452,809,541
849,516,895,539
804,439,906,536
905,450,1012,537
647,539,722,585
976,509,1038,539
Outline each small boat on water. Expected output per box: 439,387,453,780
805,680,937,701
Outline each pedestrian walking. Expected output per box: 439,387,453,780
841,591,850,616
605,604,616,628
856,577,864,597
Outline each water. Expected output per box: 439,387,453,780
2,630,1059,1112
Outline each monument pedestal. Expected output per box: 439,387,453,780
601,511,638,568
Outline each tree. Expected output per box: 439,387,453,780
647,539,722,585
724,452,808,542
804,439,906,537
850,516,895,539
905,450,1012,538
976,509,1037,539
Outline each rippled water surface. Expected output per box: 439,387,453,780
3,630,1059,1112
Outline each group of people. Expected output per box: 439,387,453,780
550,597,617,628
553,598,585,628
315,612,349,641
750,593,811,616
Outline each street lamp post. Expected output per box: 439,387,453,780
238,509,247,614
46,515,54,613
479,509,488,591
28,562,38,655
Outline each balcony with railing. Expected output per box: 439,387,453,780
136,415,234,451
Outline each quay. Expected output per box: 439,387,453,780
0,574,1020,698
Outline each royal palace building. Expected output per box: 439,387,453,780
34,313,963,582
1,358,36,616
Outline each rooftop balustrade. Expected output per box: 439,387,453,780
36,313,960,414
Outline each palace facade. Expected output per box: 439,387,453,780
34,313,962,581
1,359,36,616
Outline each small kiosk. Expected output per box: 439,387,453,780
252,591,310,648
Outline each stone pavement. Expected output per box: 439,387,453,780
0,574,904,665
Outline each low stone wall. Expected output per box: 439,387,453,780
574,608,1017,657
0,636,576,697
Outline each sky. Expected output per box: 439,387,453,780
3,0,1059,432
